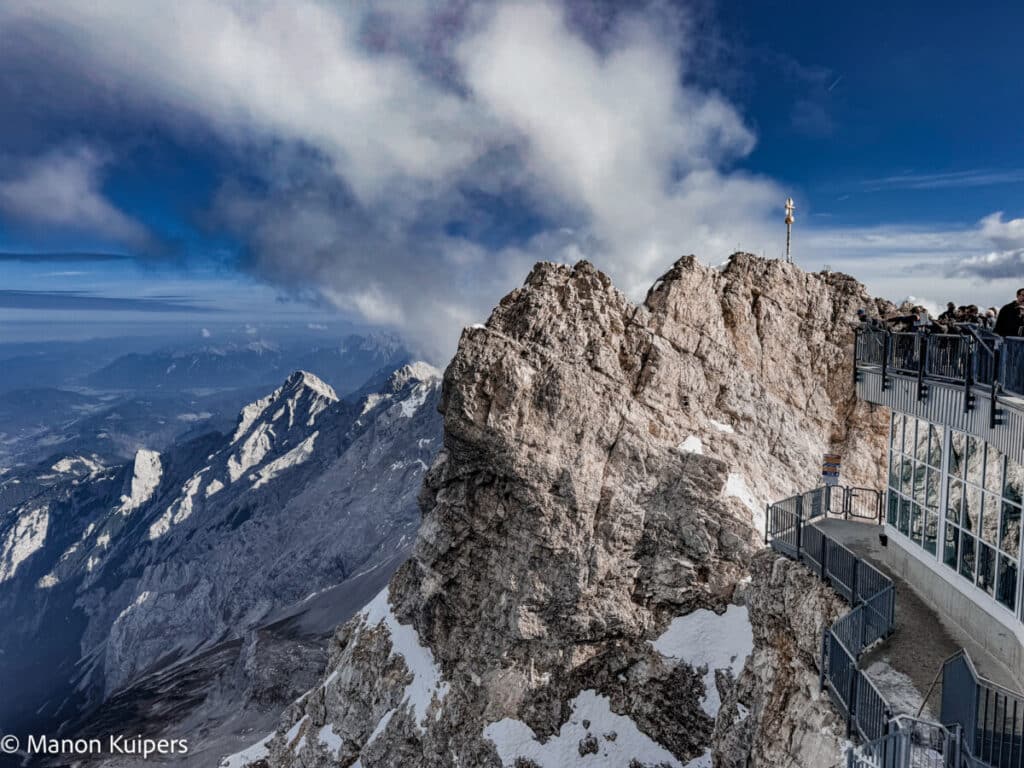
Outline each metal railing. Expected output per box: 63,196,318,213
766,486,895,746
763,486,1014,767
767,484,1024,766
941,651,1024,767
850,717,965,768
854,326,1024,402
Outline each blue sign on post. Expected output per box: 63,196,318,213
822,452,841,487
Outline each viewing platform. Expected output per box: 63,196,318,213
767,487,1024,767
854,327,1024,464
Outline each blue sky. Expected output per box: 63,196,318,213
1,0,1022,360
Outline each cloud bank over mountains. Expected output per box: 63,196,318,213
0,0,1021,358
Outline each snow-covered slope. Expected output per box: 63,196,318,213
0,363,442,760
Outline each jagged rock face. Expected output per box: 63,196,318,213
250,255,888,768
711,551,848,767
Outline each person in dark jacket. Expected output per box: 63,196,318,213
938,302,957,324
995,289,1024,336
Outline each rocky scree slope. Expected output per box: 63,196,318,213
0,364,442,758
238,254,889,768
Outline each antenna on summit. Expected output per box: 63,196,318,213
784,197,795,264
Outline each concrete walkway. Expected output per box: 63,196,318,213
813,518,1020,718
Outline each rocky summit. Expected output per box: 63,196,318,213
232,254,890,768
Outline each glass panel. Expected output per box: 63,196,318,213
898,497,911,536
915,421,930,462
928,423,943,468
889,453,900,492
926,467,939,510
985,446,1004,496
911,503,923,544
913,463,928,507
891,413,902,451
998,554,1018,610
887,492,899,526
1001,501,1021,558
901,456,914,497
950,431,967,479
978,544,996,596
960,534,976,581
964,484,982,533
947,479,964,526
1005,456,1024,505
965,436,983,488
923,510,938,555
903,417,916,456
981,493,999,546
943,523,960,569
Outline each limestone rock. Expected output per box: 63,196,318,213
241,254,888,768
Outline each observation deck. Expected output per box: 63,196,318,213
854,327,1024,465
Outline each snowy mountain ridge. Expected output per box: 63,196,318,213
0,363,444,765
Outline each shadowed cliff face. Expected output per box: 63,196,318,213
249,254,889,768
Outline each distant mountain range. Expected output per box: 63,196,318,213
83,334,408,394
0,333,412,469
0,361,442,767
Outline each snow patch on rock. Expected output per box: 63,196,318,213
678,435,704,454
37,573,59,589
228,423,274,482
51,456,104,475
398,384,431,419
117,449,162,515
218,733,274,768
650,605,752,717
864,658,933,718
317,723,343,755
725,473,763,534
352,587,449,730
251,432,318,490
484,689,682,768
710,419,735,434
148,472,205,540
0,505,49,583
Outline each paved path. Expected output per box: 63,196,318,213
814,518,1019,718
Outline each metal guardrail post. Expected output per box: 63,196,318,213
963,336,975,414
881,332,890,391
764,503,769,546
848,672,858,737
822,536,829,581
853,327,860,388
820,630,828,692
795,495,803,560
917,334,928,401
990,346,1001,430
796,514,803,560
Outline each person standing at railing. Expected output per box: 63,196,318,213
855,308,884,330
938,302,957,324
995,288,1024,336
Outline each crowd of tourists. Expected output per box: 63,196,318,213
857,288,1024,337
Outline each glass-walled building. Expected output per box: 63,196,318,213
887,412,1024,619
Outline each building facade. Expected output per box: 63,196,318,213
886,412,1024,619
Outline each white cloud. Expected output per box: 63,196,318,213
0,146,148,246
3,1,1021,357
10,0,490,206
